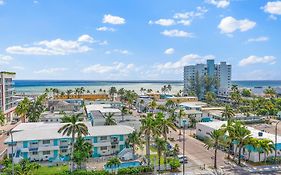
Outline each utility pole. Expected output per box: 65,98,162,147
275,121,280,164
182,120,187,175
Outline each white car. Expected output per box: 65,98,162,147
177,155,188,163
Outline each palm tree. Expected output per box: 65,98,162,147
173,144,180,157
178,108,186,135
222,105,235,120
204,129,224,169
221,120,235,159
234,123,251,165
126,131,142,156
264,86,276,98
156,112,177,168
66,89,73,99
167,84,172,93
230,85,241,109
256,139,274,162
58,114,88,172
140,113,161,166
15,97,31,122
109,87,117,101
245,137,258,162
148,100,157,112
205,91,215,105
73,136,92,169
0,111,5,126
120,106,128,122
165,99,175,109
155,137,167,171
104,113,117,125
105,157,121,172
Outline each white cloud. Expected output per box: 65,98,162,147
82,62,134,76
0,0,4,5
218,16,256,34
239,55,276,66
6,35,93,55
34,67,67,74
177,20,191,26
77,34,94,43
96,26,115,32
149,19,175,26
33,0,39,4
205,0,230,8
106,49,131,55
174,6,208,19
99,40,108,45
155,54,214,71
12,66,25,70
161,29,193,38
0,55,13,65
103,14,126,25
263,1,281,15
247,36,269,43
164,48,175,55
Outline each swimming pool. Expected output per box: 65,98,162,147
104,161,141,171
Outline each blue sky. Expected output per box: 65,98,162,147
0,0,280,80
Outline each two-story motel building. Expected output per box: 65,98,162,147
4,122,134,162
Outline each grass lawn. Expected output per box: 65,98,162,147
150,154,165,165
33,165,68,175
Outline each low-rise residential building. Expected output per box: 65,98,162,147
86,104,121,116
48,99,81,112
166,96,198,103
0,71,17,123
179,101,207,111
4,122,134,162
55,94,109,101
40,111,84,123
92,100,123,108
175,109,203,127
196,121,281,162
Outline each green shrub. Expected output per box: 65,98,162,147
168,158,181,171
117,166,153,174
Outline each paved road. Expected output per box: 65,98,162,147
0,122,20,159
169,128,226,170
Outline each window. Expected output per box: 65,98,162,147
32,152,38,155
43,140,50,144
198,129,202,132
100,136,107,141
111,145,116,149
43,151,50,155
61,150,67,153
100,146,107,151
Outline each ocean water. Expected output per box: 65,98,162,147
14,80,281,94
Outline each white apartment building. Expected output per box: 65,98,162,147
196,121,281,162
4,122,134,162
0,71,17,123
183,60,231,98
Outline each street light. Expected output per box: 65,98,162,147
182,120,187,175
6,129,22,175
275,121,280,164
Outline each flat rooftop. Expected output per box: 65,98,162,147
5,122,134,143
86,104,121,113
179,101,207,108
197,121,281,143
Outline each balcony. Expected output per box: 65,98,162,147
110,137,119,145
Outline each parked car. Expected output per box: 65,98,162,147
11,120,17,125
177,155,188,163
